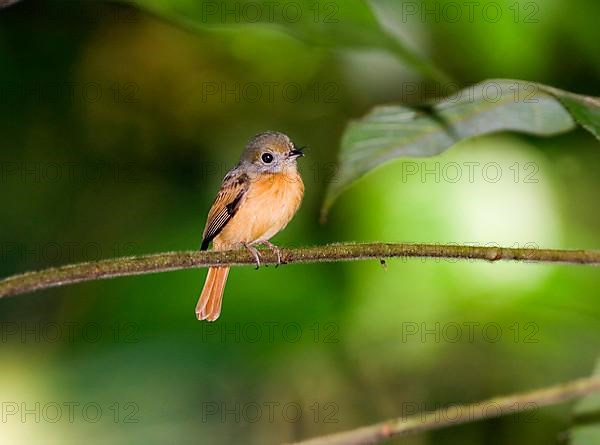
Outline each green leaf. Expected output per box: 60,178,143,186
119,0,452,84
570,360,600,445
322,79,600,218
540,85,600,141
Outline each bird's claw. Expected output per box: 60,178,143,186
263,241,283,267
243,243,262,269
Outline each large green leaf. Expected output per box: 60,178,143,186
570,360,600,445
119,0,451,84
322,79,600,218
540,85,600,141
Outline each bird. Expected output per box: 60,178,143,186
196,131,305,321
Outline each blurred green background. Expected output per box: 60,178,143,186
0,0,599,444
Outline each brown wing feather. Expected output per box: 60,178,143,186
201,171,249,250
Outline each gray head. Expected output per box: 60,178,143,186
240,131,304,174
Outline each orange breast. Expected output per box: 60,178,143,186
214,170,304,250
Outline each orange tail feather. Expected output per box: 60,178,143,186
196,267,230,321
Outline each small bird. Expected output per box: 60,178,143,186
196,131,305,321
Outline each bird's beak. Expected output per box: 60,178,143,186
288,147,305,159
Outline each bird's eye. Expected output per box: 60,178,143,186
261,152,274,164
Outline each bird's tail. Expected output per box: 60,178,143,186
196,267,230,321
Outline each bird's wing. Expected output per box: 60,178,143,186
201,171,250,250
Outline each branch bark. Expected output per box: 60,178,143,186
1,242,599,298
0,0,22,8
286,376,600,445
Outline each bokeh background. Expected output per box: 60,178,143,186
1,0,599,444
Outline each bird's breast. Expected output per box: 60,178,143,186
214,171,304,249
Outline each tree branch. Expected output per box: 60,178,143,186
1,242,599,298
286,376,600,445
0,0,22,8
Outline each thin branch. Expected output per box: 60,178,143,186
1,242,599,298
286,376,600,445
0,0,22,8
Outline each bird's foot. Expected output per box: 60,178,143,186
262,240,283,267
243,243,262,269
